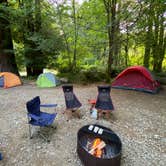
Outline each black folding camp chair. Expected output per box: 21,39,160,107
26,96,57,142
95,85,114,119
62,85,82,120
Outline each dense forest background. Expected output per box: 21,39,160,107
0,0,165,82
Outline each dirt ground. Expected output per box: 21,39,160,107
0,83,165,166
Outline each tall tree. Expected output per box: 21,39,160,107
24,0,36,76
54,0,72,68
71,0,78,71
152,1,165,72
143,3,153,68
103,0,117,76
23,0,47,76
0,0,19,75
113,0,121,67
124,25,129,67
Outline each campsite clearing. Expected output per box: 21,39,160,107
0,83,165,166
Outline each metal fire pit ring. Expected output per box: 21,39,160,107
77,124,122,166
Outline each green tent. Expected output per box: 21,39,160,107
36,73,58,87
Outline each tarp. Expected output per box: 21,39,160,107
111,66,160,93
0,72,21,88
36,72,59,87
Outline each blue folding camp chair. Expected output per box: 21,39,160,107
26,96,57,142
95,85,114,119
0,153,2,160
62,85,82,120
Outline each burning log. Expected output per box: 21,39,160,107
88,138,106,158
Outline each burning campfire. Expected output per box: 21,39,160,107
87,138,106,158
84,136,119,159
77,124,122,166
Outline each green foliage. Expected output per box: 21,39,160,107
3,0,64,74
1,0,165,79
82,69,108,83
57,68,108,84
14,42,25,70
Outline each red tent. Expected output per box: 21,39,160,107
111,66,160,93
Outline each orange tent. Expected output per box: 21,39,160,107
0,72,22,88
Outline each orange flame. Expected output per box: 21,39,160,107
90,138,103,158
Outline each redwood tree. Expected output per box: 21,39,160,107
22,0,47,76
0,0,19,75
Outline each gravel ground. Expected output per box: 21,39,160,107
0,83,165,166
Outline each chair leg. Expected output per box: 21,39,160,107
29,126,51,142
39,127,50,142
66,110,72,121
62,110,65,114
27,115,33,139
98,110,110,119
28,124,33,139
27,116,52,142
105,111,110,119
97,110,102,119
74,111,81,119
39,133,50,142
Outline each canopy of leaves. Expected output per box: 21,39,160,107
0,0,165,77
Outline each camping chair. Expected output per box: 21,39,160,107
0,153,2,160
95,85,114,119
62,85,82,120
26,96,57,142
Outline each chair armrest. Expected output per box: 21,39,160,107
28,113,41,121
40,104,57,108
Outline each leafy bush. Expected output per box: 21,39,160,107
110,67,125,78
82,71,107,83
58,66,108,83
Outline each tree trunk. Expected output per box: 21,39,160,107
152,2,165,72
107,9,112,75
124,25,129,67
144,18,153,68
35,0,41,32
114,1,121,67
33,0,45,76
72,0,78,72
143,8,153,68
157,35,166,72
55,0,72,69
0,0,19,75
152,26,159,71
23,0,45,76
24,0,35,76
113,24,120,67
155,11,165,72
103,0,117,76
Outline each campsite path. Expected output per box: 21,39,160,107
0,84,165,166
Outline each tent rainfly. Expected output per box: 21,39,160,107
0,72,21,88
111,66,160,93
36,72,59,88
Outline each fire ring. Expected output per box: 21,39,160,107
77,124,122,166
